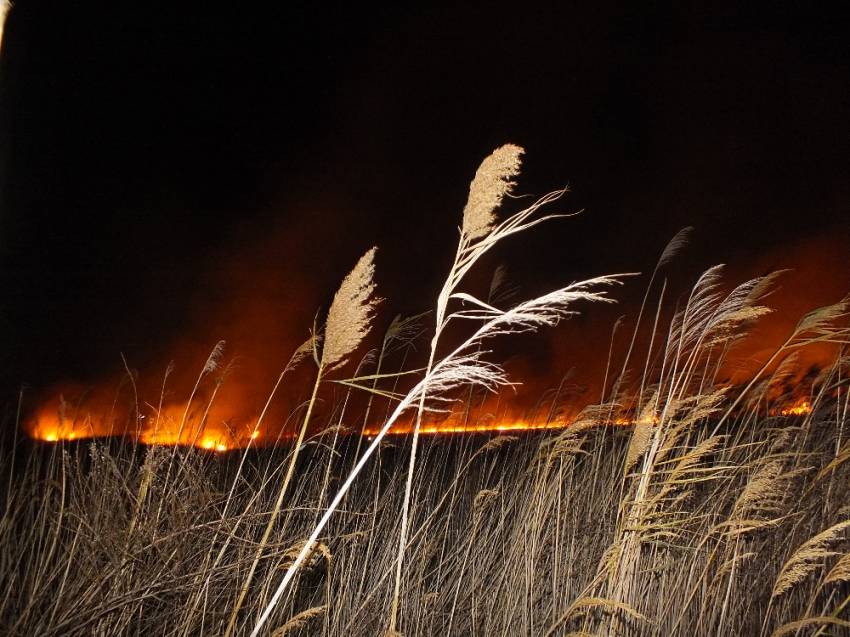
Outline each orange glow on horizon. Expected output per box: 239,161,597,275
24,386,821,448
27,403,662,445
26,398,258,451
361,418,573,437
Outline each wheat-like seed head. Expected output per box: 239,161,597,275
824,551,850,586
283,337,314,375
322,247,380,370
657,226,694,269
772,519,850,598
473,488,500,511
624,392,659,476
271,606,327,637
203,340,226,374
462,144,524,240
480,434,518,452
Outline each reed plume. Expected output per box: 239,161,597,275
461,144,523,240
772,520,850,598
322,247,380,370
227,247,379,637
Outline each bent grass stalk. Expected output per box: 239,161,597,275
228,247,379,636
250,271,625,635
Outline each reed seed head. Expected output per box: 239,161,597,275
462,144,524,240
322,247,380,370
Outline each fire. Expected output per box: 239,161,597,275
27,400,100,443
779,400,812,417
26,397,259,450
199,438,229,452
361,419,567,437
23,385,820,448
361,412,657,438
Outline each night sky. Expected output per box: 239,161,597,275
1,3,849,417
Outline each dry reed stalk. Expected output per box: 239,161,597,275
391,142,529,633
227,248,378,637
251,267,624,636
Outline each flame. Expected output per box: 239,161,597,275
22,382,819,447
361,412,659,438
361,419,567,437
199,438,229,453
27,399,100,443
779,400,812,417
26,397,260,450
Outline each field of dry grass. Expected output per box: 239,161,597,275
2,377,849,636
1,146,849,636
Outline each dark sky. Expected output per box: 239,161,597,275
1,3,849,414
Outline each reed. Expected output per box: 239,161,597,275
2,149,849,637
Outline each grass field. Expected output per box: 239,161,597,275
2,146,849,636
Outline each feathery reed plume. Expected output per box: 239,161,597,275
824,551,850,586
772,520,850,598
657,226,694,269
322,247,380,370
545,596,647,637
726,460,794,533
711,295,850,436
481,434,518,452
614,228,691,410
203,339,226,374
793,297,849,339
771,617,850,637
624,393,659,476
280,539,332,570
271,606,327,637
489,263,509,299
388,142,587,634
462,144,524,240
284,336,314,375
